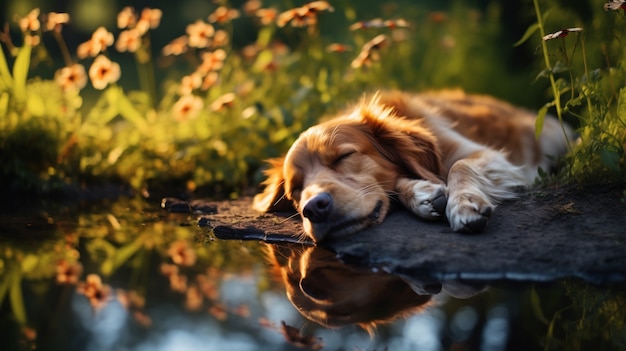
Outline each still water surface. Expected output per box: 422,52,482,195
1,197,624,351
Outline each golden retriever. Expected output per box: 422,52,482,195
254,90,573,242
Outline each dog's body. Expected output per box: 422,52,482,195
254,90,573,242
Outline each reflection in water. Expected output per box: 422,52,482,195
1,199,624,351
265,243,485,332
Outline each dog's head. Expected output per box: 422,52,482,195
254,93,443,242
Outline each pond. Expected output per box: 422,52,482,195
1,196,624,351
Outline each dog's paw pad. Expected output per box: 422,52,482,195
431,189,447,216
457,207,491,233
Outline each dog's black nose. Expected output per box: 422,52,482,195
302,192,333,223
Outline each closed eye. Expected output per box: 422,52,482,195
333,151,356,166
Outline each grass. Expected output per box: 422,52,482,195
0,0,624,198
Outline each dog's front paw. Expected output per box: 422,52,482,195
398,180,448,221
446,192,493,233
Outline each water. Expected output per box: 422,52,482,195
1,197,624,351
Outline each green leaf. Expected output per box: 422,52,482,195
600,148,621,171
111,86,149,133
535,103,549,139
101,235,147,276
514,23,539,47
0,45,14,89
9,271,26,325
12,44,32,103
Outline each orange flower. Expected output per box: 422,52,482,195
244,0,262,15
172,95,204,122
55,260,83,284
24,34,40,47
197,49,227,74
88,55,121,90
428,11,448,23
179,73,202,95
55,63,87,92
116,28,142,52
91,26,115,51
351,34,387,68
78,27,114,58
44,12,70,32
201,71,219,91
209,6,240,23
186,20,215,48
77,274,113,311
326,43,351,53
212,30,229,47
19,8,41,32
256,8,278,25
210,92,235,111
117,7,137,29
277,1,333,27
350,18,409,30
136,8,162,34
185,284,204,311
163,36,188,56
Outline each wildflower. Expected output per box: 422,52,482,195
179,73,202,95
212,30,229,47
542,27,583,41
351,34,387,68
18,8,40,32
198,49,227,74
168,273,188,292
256,8,278,25
186,20,215,48
163,36,188,56
55,63,87,92
172,95,204,122
349,18,409,31
78,27,114,58
76,274,113,311
56,260,83,284
24,34,40,46
167,239,197,265
201,71,219,90
160,263,178,277
604,0,626,11
135,8,162,34
244,0,262,15
210,92,235,111
277,1,334,28
428,11,448,23
117,7,137,29
116,28,142,52
326,43,352,53
208,6,240,23
88,55,121,90
197,274,220,300
91,26,115,51
44,12,70,32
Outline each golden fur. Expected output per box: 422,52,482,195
254,90,573,242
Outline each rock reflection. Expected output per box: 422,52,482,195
266,243,486,331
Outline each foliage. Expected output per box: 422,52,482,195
0,0,579,196
518,0,626,184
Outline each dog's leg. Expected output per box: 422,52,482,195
396,178,448,221
445,149,527,233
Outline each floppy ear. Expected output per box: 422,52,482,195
253,157,295,213
359,98,444,183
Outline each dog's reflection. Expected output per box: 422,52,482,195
266,244,485,330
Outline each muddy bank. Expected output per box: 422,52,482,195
193,183,626,285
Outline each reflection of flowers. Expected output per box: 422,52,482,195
77,274,113,311
167,240,197,266
88,55,121,90
56,260,83,284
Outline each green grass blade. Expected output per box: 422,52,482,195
0,45,14,88
12,45,32,104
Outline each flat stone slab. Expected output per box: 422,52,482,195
198,183,626,285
